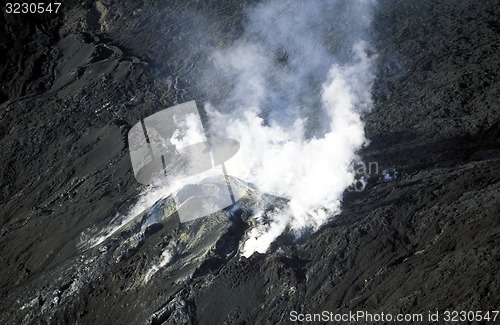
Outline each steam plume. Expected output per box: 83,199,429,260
82,0,377,257
201,0,377,256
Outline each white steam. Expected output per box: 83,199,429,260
81,0,377,257
201,0,377,256
143,242,175,284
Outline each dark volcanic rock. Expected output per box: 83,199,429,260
0,0,499,324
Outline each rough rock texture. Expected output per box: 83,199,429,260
0,0,499,324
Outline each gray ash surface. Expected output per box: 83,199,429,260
0,0,499,324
